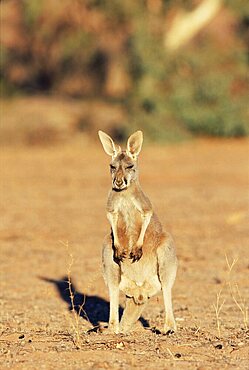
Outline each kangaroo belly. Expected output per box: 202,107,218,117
119,258,161,301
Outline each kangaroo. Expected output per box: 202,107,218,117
98,130,177,334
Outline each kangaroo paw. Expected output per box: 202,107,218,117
113,247,127,263
130,246,143,263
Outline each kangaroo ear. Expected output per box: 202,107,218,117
126,131,143,159
98,130,121,157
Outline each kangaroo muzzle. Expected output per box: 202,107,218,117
113,179,127,190
113,177,127,190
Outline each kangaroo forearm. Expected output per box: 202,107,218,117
137,211,152,245
107,211,119,244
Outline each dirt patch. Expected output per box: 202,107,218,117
0,138,248,369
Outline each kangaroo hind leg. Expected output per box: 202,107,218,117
157,235,177,334
102,235,120,334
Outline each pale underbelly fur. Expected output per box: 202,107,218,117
119,257,161,302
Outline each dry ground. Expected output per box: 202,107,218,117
0,137,249,369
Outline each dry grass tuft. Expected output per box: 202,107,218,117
213,254,248,337
225,254,248,330
60,240,88,349
213,289,225,338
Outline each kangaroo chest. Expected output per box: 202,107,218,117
116,196,141,232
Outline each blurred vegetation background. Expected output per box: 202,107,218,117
1,0,248,144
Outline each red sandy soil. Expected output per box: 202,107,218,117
0,137,248,369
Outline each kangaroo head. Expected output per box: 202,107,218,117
98,130,143,191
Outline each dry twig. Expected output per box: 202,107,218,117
225,254,248,330
59,240,88,349
213,289,225,338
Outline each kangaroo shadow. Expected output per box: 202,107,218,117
40,276,149,330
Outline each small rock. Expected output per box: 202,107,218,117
116,342,124,349
215,344,223,349
18,334,25,339
213,277,222,284
175,353,181,358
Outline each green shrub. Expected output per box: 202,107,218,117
169,48,249,137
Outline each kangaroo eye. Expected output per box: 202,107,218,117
126,165,134,170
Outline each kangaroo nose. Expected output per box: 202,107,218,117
116,179,123,186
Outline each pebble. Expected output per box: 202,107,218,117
116,342,124,349
214,344,223,349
